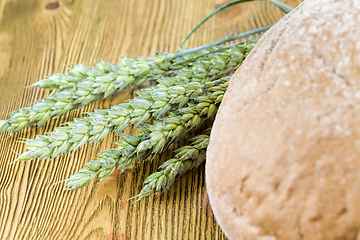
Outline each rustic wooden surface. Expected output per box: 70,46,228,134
0,0,301,239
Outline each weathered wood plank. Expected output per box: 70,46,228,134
0,0,301,239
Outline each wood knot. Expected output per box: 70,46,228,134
46,2,59,10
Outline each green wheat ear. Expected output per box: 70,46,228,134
132,128,211,202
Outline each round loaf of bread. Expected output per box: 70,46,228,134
206,0,360,239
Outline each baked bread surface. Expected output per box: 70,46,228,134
206,0,360,239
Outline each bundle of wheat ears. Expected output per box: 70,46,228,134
0,0,291,201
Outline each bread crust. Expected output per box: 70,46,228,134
206,0,360,239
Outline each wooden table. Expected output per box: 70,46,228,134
0,0,301,239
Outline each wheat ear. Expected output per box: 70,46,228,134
133,128,210,201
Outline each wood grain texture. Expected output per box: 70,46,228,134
0,0,301,239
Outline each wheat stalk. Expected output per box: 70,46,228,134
0,0,294,203
0,41,253,135
31,47,222,92
12,40,254,162
0,55,174,134
14,73,230,162
63,75,229,190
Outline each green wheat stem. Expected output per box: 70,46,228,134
177,0,292,50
